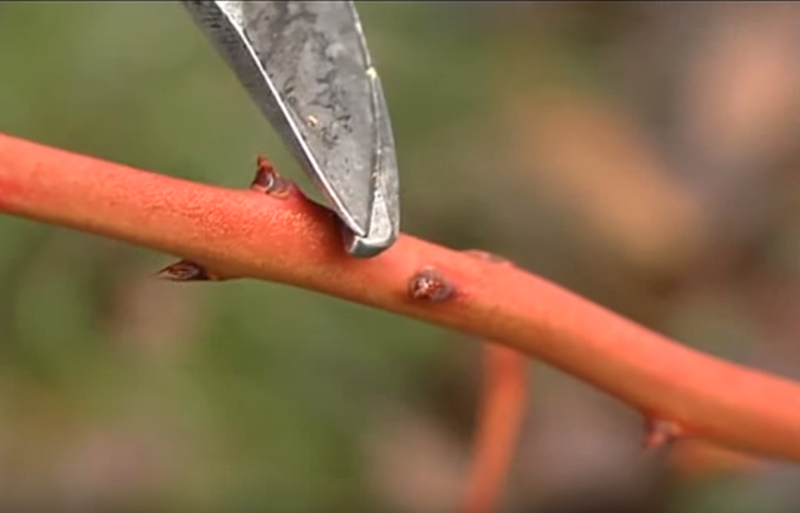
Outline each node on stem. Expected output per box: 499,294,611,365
156,259,219,282
463,249,513,266
408,267,455,302
644,418,684,449
251,155,292,198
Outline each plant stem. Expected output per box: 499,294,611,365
462,344,528,513
1,132,800,461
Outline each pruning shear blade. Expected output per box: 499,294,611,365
182,0,400,257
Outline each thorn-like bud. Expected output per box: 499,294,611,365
644,418,683,449
156,259,213,282
251,155,291,198
408,267,455,302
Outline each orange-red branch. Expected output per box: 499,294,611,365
462,344,528,513
1,132,800,461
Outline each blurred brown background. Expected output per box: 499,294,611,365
1,2,800,512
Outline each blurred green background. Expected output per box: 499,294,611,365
2,2,800,512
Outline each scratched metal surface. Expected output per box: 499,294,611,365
182,1,400,250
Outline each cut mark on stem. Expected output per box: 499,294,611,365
408,267,455,302
156,259,217,282
644,418,684,449
251,155,292,198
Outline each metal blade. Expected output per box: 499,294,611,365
181,0,400,256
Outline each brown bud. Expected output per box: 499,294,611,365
251,155,291,198
643,418,683,449
156,260,212,282
408,268,454,302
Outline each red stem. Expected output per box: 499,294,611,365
1,132,800,460
462,344,528,513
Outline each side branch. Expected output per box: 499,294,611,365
1,132,799,460
462,344,528,513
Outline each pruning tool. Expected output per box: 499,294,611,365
181,1,400,257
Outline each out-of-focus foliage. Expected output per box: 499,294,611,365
1,2,799,512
